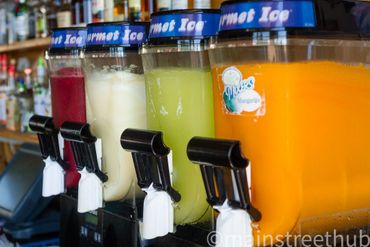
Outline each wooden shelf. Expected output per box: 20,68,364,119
0,38,51,53
0,129,38,144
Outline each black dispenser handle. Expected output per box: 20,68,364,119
121,128,181,202
60,122,108,183
187,137,262,222
29,115,68,170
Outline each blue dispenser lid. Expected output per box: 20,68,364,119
85,21,149,51
49,27,87,54
148,9,221,45
217,0,369,40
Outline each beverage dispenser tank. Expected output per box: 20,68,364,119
29,27,87,197
47,27,87,189
207,0,370,245
140,9,220,226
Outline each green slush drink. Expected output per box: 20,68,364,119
145,67,214,225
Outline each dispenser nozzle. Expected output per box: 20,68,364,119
60,122,108,183
29,115,68,170
121,128,181,202
187,137,261,222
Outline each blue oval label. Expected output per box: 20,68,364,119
86,23,148,47
220,0,316,31
51,29,87,49
149,12,220,39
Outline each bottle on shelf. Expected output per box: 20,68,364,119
57,0,73,28
0,54,8,89
147,0,155,15
7,59,16,93
6,1,17,45
28,0,37,39
0,89,7,127
15,0,30,41
128,0,141,21
6,59,19,131
33,57,51,117
213,0,226,8
92,0,105,22
18,67,34,133
171,0,188,10
113,0,124,21
192,0,211,9
156,0,171,12
83,0,93,24
105,0,114,21
36,0,49,38
47,0,58,34
0,54,8,126
140,0,151,21
0,1,7,45
123,0,129,21
73,0,83,25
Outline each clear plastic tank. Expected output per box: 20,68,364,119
209,0,370,244
141,10,220,225
82,22,148,201
46,27,88,188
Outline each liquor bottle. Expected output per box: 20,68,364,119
211,0,225,8
0,54,8,89
140,0,150,21
6,59,19,131
193,0,211,8
129,0,141,21
33,57,51,116
15,0,30,41
57,0,72,28
7,59,16,92
36,0,49,38
123,0,129,21
19,67,34,133
84,0,93,24
172,0,188,10
6,1,17,44
156,0,171,12
105,0,114,21
92,0,105,22
73,0,84,25
113,0,124,21
47,0,58,34
0,2,6,45
0,54,9,126
28,1,37,39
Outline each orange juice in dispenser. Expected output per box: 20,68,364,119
190,0,370,245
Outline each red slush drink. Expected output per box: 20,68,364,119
50,67,86,188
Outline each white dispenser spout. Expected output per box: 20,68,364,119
215,200,253,247
42,156,65,197
77,139,103,213
187,137,262,247
141,183,174,239
141,151,175,240
120,129,180,240
29,116,67,198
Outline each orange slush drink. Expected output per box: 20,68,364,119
212,61,370,243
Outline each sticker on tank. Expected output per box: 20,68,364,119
222,66,262,114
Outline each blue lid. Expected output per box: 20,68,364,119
219,0,316,32
86,22,149,49
50,27,87,49
148,9,221,44
218,0,369,40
